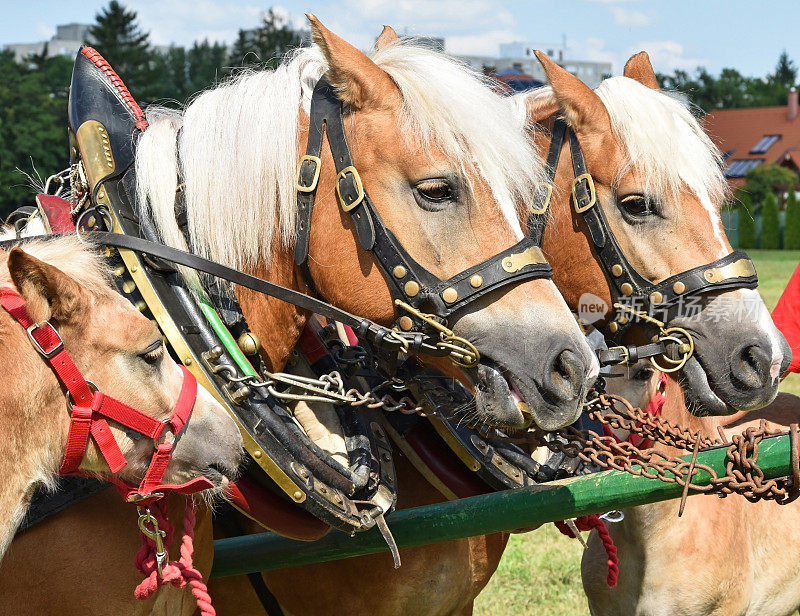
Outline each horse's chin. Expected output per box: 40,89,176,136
679,355,736,416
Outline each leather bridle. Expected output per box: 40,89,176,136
293,77,553,368
531,118,760,371
0,286,210,504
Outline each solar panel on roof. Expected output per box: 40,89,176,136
750,135,780,154
724,159,764,178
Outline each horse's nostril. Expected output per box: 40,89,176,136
731,343,771,390
542,348,585,402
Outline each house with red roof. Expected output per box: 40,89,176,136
703,89,800,190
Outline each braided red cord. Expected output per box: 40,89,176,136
133,499,215,615
554,514,619,587
80,47,148,131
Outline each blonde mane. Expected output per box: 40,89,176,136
135,42,543,273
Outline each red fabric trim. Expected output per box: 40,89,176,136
297,324,328,364
772,259,800,373
80,47,148,131
35,194,75,232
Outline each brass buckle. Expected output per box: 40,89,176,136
571,173,597,213
27,322,64,358
606,345,630,365
336,166,365,212
296,155,321,193
530,182,552,215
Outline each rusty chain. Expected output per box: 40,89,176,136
502,392,800,505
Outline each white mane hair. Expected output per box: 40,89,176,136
511,79,727,207
135,42,543,273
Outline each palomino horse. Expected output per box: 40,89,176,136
0,236,242,613
207,45,793,616
584,362,800,616
1,16,598,616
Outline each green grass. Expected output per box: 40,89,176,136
473,249,800,615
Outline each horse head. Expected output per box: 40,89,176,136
2,240,242,494
520,51,790,416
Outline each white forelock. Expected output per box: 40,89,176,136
135,41,543,272
594,77,728,206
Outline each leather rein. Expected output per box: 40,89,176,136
0,286,210,504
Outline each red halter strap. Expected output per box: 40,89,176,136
603,370,667,450
0,287,213,504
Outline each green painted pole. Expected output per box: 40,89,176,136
211,432,792,578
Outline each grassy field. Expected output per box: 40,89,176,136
473,249,800,616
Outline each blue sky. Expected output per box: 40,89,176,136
1,1,797,77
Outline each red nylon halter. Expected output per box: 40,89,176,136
603,370,667,450
0,287,213,504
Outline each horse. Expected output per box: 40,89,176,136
1,15,599,616
0,235,242,614
583,361,800,616
208,43,791,616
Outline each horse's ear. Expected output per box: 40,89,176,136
624,52,659,90
307,14,400,110
522,90,561,126
375,25,399,50
8,248,87,323
534,50,611,134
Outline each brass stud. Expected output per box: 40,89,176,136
292,491,303,501
393,265,407,279
469,274,483,288
135,300,147,312
619,316,629,325
121,280,136,294
398,316,413,331
237,332,261,356
620,282,633,296
130,265,138,273
649,291,663,304
609,322,619,333
113,266,125,277
184,357,193,366
673,281,686,294
442,287,458,303
87,216,96,227
404,280,420,297
611,264,623,277
253,450,262,459
97,189,105,200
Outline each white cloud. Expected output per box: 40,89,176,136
609,6,652,27
446,29,522,56
628,40,709,72
33,22,55,40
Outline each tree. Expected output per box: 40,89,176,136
188,40,227,92
0,50,71,217
229,8,304,70
774,50,797,89
785,191,800,250
88,1,157,98
761,191,781,249
737,192,756,249
743,164,799,206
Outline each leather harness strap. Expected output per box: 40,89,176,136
0,286,210,504
294,77,553,334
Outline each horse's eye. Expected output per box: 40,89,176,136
416,179,454,203
619,194,651,217
633,365,654,381
140,339,165,365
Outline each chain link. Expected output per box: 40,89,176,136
507,392,799,505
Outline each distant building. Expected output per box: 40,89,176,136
4,23,91,62
457,41,611,89
703,89,800,189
